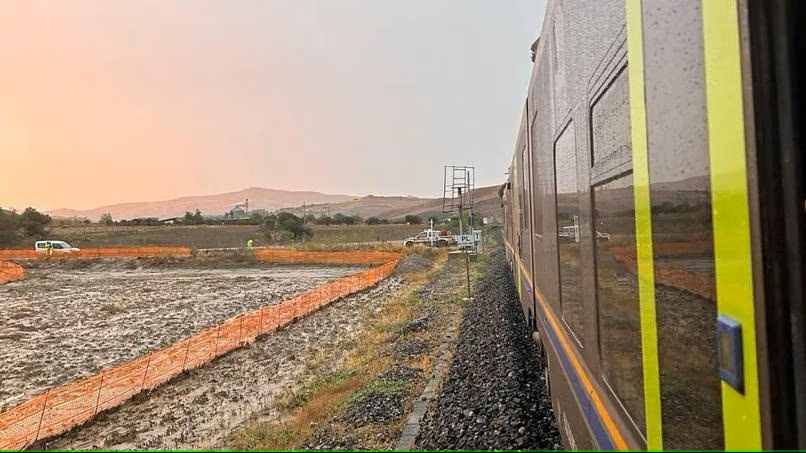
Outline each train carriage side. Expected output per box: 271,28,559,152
501,0,805,450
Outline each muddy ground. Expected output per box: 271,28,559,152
36,277,405,450
0,259,359,406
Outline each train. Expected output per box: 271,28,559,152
500,0,803,450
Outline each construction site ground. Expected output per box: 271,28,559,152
26,231,559,450
0,257,358,408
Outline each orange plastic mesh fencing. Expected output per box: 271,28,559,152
0,246,192,260
254,248,399,265
0,253,400,450
0,261,24,284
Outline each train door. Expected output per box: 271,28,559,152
625,0,804,449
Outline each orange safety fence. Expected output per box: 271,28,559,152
0,260,24,284
0,246,192,260
0,252,400,450
254,248,400,265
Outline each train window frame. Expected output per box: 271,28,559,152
553,117,585,347
589,64,630,185
530,113,544,238
587,55,648,442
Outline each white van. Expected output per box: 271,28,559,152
35,241,80,255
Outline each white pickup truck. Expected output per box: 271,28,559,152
403,229,455,248
35,241,80,255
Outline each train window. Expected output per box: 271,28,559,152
531,116,543,236
522,145,531,237
591,68,630,168
593,172,645,434
554,122,583,344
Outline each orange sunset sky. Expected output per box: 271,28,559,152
1,1,544,211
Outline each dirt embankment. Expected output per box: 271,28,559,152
0,260,358,406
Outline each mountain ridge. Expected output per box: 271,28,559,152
49,187,355,221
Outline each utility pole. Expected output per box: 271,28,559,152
458,187,471,300
442,165,476,301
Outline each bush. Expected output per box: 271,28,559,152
262,212,312,242
20,207,51,238
0,209,20,245
0,207,52,244
404,215,423,225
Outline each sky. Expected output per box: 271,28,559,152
0,1,545,211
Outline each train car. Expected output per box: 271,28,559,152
501,0,804,449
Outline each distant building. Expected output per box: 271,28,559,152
226,198,250,219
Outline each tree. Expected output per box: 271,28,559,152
404,214,423,225
184,211,195,224
0,209,20,245
277,212,312,240
315,215,333,226
20,207,51,238
366,217,384,225
261,212,312,242
250,211,267,225
193,209,203,224
100,213,114,226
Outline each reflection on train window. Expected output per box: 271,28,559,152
530,117,543,236
651,179,724,449
554,123,583,344
522,145,532,238
593,172,645,434
591,68,630,167
648,141,724,450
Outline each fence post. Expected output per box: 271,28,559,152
258,307,265,335
92,370,106,416
214,324,222,355
141,352,153,391
34,389,51,442
182,339,192,371
238,316,245,344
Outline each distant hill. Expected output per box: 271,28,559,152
378,185,502,220
49,188,354,221
49,184,505,223
280,185,503,221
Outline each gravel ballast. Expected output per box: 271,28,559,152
415,248,561,450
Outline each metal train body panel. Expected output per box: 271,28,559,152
500,0,805,449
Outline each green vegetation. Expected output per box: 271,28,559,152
261,212,313,242
183,210,205,225
0,207,52,246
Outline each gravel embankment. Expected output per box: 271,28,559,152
415,248,561,450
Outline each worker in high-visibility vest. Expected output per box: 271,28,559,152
246,239,254,249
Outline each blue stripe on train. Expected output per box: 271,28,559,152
521,278,615,450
